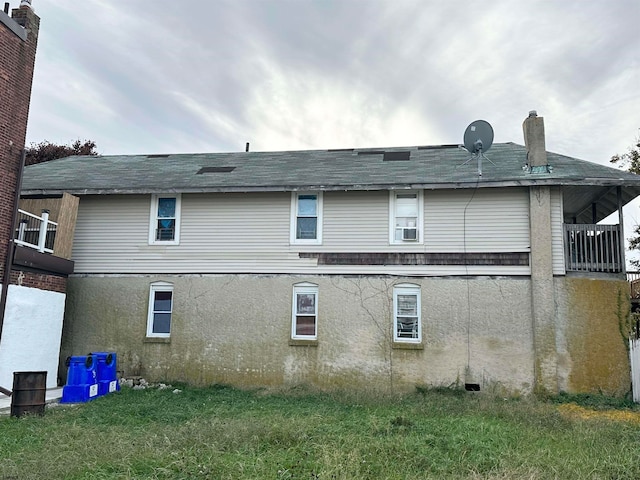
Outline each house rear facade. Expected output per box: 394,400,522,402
22,114,640,395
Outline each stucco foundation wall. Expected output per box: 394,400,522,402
555,276,631,396
61,275,535,394
0,285,65,389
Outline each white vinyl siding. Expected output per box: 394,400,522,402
424,188,530,253
71,189,532,275
72,193,298,273
73,195,150,271
320,191,390,251
550,187,565,275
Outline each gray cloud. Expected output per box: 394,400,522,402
25,0,639,163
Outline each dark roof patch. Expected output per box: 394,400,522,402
357,150,385,155
418,144,459,150
383,151,411,161
197,166,236,174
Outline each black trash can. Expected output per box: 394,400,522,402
11,371,47,418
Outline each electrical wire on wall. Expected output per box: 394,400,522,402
458,119,494,390
462,174,481,387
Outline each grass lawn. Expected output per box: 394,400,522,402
1,385,640,479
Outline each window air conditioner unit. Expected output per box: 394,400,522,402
402,227,417,241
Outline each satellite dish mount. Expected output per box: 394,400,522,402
459,120,495,176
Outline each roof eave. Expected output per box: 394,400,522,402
21,176,640,197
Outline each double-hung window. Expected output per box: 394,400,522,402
389,190,423,244
290,192,322,244
147,282,173,338
393,284,421,343
292,283,318,339
149,194,181,245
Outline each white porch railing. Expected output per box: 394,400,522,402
14,209,57,253
564,224,623,273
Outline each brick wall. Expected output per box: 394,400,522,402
9,269,67,294
0,5,40,284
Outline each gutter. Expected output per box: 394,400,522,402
20,177,640,197
0,149,26,344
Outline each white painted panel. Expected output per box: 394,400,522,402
424,188,530,253
551,187,566,275
0,285,65,389
631,338,640,403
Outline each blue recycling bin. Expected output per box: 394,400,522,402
61,355,98,403
91,351,120,396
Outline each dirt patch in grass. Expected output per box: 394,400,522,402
557,403,640,424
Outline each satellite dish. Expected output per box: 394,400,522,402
463,120,494,154
459,120,495,177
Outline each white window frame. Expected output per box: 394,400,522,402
291,282,318,340
290,192,323,245
149,194,182,245
146,282,173,338
389,190,423,244
393,284,422,343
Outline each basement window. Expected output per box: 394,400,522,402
146,282,173,338
291,283,318,340
393,284,421,343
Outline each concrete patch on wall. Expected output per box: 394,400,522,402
0,284,65,389
62,274,536,393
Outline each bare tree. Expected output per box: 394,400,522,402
25,139,98,166
611,134,640,262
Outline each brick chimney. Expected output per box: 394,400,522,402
11,0,38,35
522,110,550,173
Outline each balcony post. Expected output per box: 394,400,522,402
18,219,28,242
37,209,49,253
618,187,626,274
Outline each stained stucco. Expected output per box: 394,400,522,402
60,274,536,394
555,276,631,396
59,273,630,395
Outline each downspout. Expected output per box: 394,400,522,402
0,149,26,344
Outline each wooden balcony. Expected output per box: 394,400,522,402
564,224,623,273
12,194,79,277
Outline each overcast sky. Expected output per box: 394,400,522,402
25,0,639,158
20,0,640,255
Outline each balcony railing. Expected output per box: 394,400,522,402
564,223,623,273
14,209,57,253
